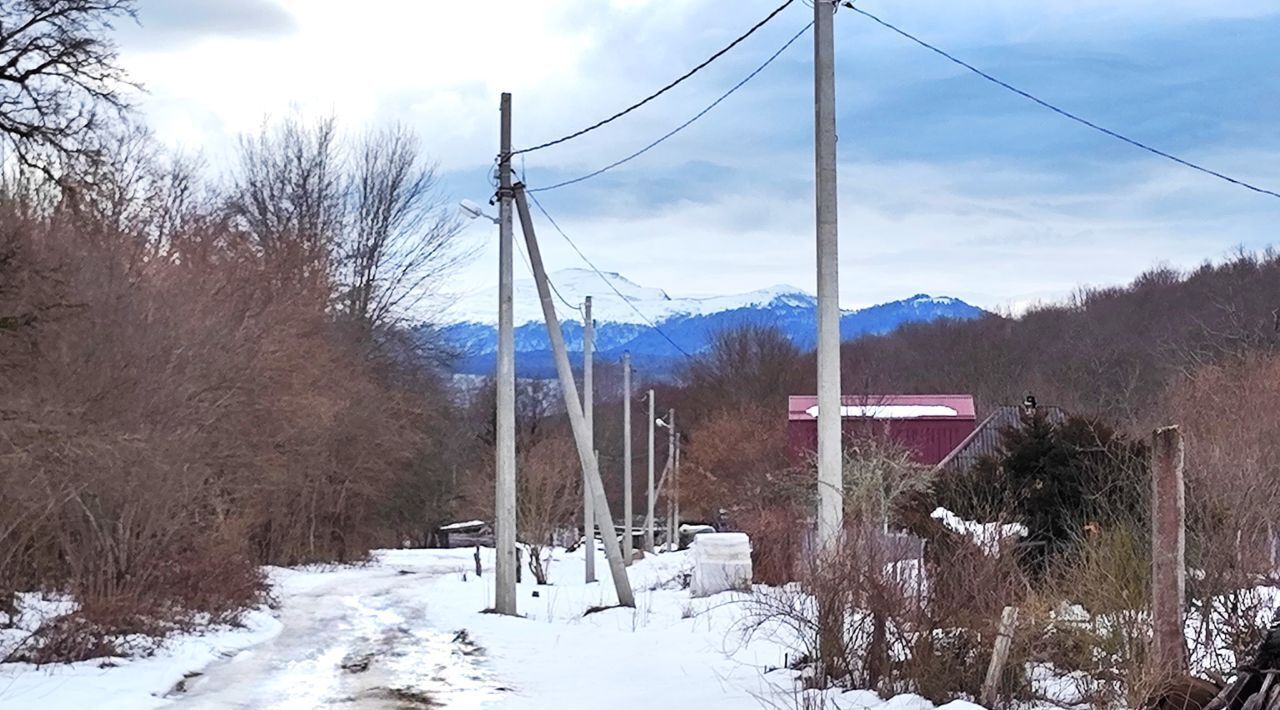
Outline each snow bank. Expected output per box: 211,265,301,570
0,604,280,709
1,546,1010,709
931,507,1027,556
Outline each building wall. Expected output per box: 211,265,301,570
787,417,977,466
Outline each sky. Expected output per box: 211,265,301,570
116,0,1280,313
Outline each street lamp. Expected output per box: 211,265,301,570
459,198,499,224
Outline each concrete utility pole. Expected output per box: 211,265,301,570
665,408,676,551
622,352,633,565
1151,425,1187,679
582,296,596,583
813,0,843,553
493,93,517,616
511,184,635,607
646,389,656,552
673,428,681,551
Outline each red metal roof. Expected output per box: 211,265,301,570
787,394,976,422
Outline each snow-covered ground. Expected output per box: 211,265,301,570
0,547,990,709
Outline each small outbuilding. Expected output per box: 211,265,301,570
432,520,492,548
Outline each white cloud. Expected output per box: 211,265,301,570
449,150,1280,315
116,0,1280,313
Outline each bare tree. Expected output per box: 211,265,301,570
680,323,805,419
517,436,579,584
0,1,137,178
341,123,466,330
228,115,345,263
228,117,469,331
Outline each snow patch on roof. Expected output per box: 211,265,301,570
438,520,486,531
805,405,960,419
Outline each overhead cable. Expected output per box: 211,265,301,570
512,0,797,156
528,21,813,193
846,3,1280,200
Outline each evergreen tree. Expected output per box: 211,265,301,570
938,410,1148,578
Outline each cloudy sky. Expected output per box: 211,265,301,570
117,0,1280,312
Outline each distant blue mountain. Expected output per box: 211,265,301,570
433,270,985,378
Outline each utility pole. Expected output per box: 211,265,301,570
673,428,681,552
666,408,676,551
493,93,517,616
512,184,634,607
646,389,656,552
622,352,633,565
813,0,843,553
582,296,596,583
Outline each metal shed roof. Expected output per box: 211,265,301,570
933,404,1068,474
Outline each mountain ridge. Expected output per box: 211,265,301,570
433,269,986,377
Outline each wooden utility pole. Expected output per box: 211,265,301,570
814,0,843,555
646,389,656,552
1151,425,1187,678
493,92,517,616
511,184,635,607
583,296,596,583
622,352,633,565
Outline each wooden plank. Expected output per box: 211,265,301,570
981,605,1020,707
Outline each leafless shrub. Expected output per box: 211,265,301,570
1169,352,1280,676
0,117,470,661
515,436,579,584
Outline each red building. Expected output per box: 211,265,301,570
787,394,977,466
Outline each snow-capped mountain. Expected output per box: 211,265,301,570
434,269,984,377
444,268,816,327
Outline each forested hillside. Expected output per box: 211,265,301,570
837,251,1280,427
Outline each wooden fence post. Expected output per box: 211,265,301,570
981,605,1020,707
1151,425,1187,679
1269,521,1277,571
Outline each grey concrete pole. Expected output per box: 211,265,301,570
646,389,655,552
1151,425,1187,679
512,184,634,607
667,408,676,552
582,296,596,583
622,352,633,565
493,93,517,615
673,429,681,551
814,0,843,553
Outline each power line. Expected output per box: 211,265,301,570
524,189,694,359
514,158,579,316
514,232,580,318
845,3,1280,201
512,0,797,156
528,21,813,193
